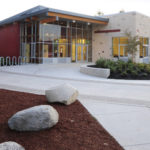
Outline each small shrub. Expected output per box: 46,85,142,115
120,71,128,78
95,58,150,80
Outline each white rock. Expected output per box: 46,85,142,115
8,105,59,131
0,141,25,150
45,84,78,105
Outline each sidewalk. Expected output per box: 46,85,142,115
1,64,150,149
0,70,150,106
80,98,150,150
1,64,150,86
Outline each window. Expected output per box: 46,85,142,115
140,38,149,58
40,24,61,42
112,37,128,57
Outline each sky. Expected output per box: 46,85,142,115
0,0,150,21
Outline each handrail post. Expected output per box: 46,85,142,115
12,56,17,65
18,56,22,65
6,56,11,66
0,57,4,66
23,56,27,64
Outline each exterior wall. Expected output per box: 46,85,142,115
92,12,137,62
135,13,150,62
0,23,20,58
135,13,150,37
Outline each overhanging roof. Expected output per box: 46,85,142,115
0,5,109,26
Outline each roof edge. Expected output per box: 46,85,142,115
0,5,109,26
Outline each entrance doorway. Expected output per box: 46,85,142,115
76,44,88,62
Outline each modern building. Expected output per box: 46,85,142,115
0,6,149,64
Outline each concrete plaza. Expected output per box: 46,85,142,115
0,63,150,150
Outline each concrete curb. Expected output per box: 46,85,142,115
1,83,150,107
1,70,150,87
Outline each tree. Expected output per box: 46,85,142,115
125,31,141,62
119,9,125,13
96,10,104,16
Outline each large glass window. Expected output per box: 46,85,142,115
37,20,91,61
20,18,92,63
113,37,128,57
140,38,149,58
113,37,149,58
43,44,53,58
40,24,61,42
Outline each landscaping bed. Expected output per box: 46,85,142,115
89,58,150,80
0,89,124,150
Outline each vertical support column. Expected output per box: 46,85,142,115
31,21,33,63
20,23,25,57
66,21,68,57
20,23,22,57
87,45,88,62
38,22,41,63
34,21,37,61
52,42,54,57
42,24,44,63
25,22,27,57
81,23,83,62
70,22,72,61
75,22,77,62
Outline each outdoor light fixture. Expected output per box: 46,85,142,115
56,16,59,21
72,20,76,23
87,22,91,25
45,33,49,36
67,22,70,28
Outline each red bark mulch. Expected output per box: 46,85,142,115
0,89,124,150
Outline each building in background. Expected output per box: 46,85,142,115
0,6,149,64
0,6,108,64
93,12,150,63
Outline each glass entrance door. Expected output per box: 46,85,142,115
83,45,88,61
77,45,82,61
76,44,88,62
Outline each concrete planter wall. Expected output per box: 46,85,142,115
80,65,110,78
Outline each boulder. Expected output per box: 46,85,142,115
8,105,59,131
45,84,78,105
0,141,25,150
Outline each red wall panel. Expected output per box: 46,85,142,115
0,23,20,57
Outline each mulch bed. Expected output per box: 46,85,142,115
0,89,124,150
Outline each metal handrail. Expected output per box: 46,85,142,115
0,57,4,66
22,56,27,64
0,56,40,66
12,56,17,65
0,56,33,66
18,56,22,65
6,56,11,66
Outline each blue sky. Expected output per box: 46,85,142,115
0,0,150,21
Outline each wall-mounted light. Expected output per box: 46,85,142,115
87,22,91,25
45,33,49,36
56,16,59,21
67,21,69,28
72,20,76,23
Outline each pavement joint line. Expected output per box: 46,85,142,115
91,110,147,116
79,94,150,107
0,84,45,95
0,83,150,107
124,142,150,147
1,70,150,86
